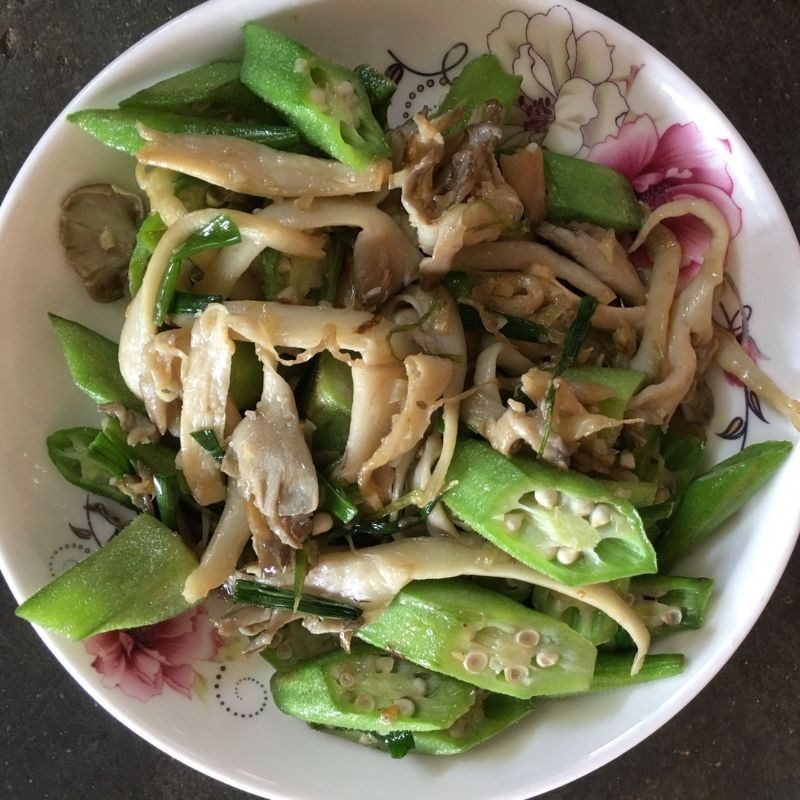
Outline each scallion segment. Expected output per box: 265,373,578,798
170,291,224,316
190,428,225,463
233,580,362,620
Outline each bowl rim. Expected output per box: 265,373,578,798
1,0,799,797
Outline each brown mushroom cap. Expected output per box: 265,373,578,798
60,184,146,302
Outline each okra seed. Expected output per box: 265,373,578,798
541,544,559,560
514,629,540,648
535,650,560,668
504,512,525,532
556,546,580,565
534,489,559,509
589,504,612,528
275,642,293,660
619,450,636,470
661,608,683,627
310,88,327,107
294,57,309,73
410,677,428,697
354,693,375,711
569,497,596,517
375,656,395,674
394,697,416,717
503,665,529,684
312,512,334,535
463,650,489,674
338,670,356,688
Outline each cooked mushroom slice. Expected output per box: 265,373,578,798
60,183,145,302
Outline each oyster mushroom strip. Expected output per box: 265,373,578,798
178,303,234,505
136,126,392,199
715,327,800,430
453,241,617,305
629,225,682,380
627,199,729,424
461,342,569,468
252,197,421,307
222,343,318,548
356,354,455,509
395,109,523,283
135,165,189,227
60,183,146,303
537,221,646,306
388,285,467,505
265,536,649,675
118,208,325,404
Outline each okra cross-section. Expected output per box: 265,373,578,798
444,439,656,585
270,642,476,733
357,579,597,699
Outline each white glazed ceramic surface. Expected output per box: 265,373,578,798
1,1,799,798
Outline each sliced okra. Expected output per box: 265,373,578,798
261,620,339,672
444,439,656,585
357,579,597,700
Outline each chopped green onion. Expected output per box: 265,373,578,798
371,730,416,759
190,429,225,463
129,212,166,296
170,291,223,316
318,473,358,524
154,214,241,326
153,473,179,530
293,549,309,613
86,430,132,479
260,247,282,300
539,295,598,456
321,231,346,305
233,580,361,620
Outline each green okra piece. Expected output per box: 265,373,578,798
436,54,522,134
358,579,597,699
47,427,135,508
318,473,359,524
229,341,263,411
301,351,353,458
271,642,477,733
532,585,619,646
261,620,339,672
100,416,178,477
444,439,657,586
49,314,144,412
354,64,396,128
119,59,277,120
595,479,658,508
589,652,684,692
322,692,535,757
657,440,792,571
129,212,167,296
16,514,198,639
241,24,390,168
562,366,646,419
68,108,303,156
543,151,643,231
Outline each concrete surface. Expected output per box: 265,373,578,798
1,1,798,798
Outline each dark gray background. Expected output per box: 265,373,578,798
1,1,798,798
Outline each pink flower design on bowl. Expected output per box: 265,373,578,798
587,114,743,270
84,606,221,702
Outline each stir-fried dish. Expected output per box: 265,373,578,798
17,25,798,757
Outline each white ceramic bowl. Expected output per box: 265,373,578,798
2,1,799,798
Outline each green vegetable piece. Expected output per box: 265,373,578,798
233,580,361,620
259,248,281,300
169,291,223,316
436,54,522,133
129,212,167,296
320,231,346,305
190,429,225,463
358,579,597,699
86,428,132,479
241,24,390,168
595,479,658,508
49,314,144,412
154,214,241,326
444,439,656,585
100,416,177,477
271,642,476,733
324,692,534,756
562,366,646,419
354,64,396,128
68,108,302,156
261,620,339,671
229,341,263,411
16,514,198,639
318,473,359,524
533,585,618,646
303,351,353,458
657,440,792,571
470,575,532,603
152,472,179,530
370,730,416,759
543,151,643,232
119,60,274,120
47,427,134,508
589,652,684,692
